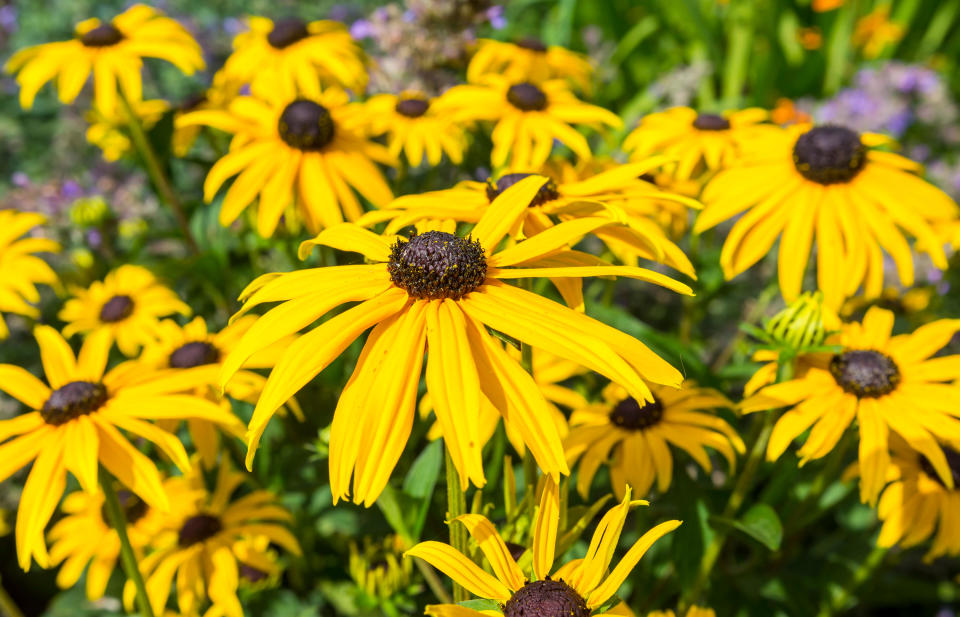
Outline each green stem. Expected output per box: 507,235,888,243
816,545,887,617
0,577,24,617
721,0,754,108
413,557,453,604
118,89,199,255
444,448,469,603
100,468,156,617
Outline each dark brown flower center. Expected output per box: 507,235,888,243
395,97,430,118
41,381,108,426
504,541,526,562
503,578,590,617
793,125,867,184
239,563,270,583
100,295,134,322
267,17,310,49
516,37,547,52
169,341,220,368
178,514,223,547
829,350,900,398
485,173,559,207
278,100,335,151
693,113,731,131
609,396,664,430
81,23,124,47
507,83,548,112
102,489,149,525
388,231,487,300
919,446,960,489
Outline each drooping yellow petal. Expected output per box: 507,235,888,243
405,541,512,602
532,475,560,580
455,514,525,592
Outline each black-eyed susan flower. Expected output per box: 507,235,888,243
357,91,467,166
566,382,743,499
124,459,300,617
742,306,960,505
177,74,393,237
0,326,238,570
875,437,960,559
223,16,367,96
59,264,190,357
219,177,691,506
48,487,161,601
406,476,681,617
0,210,59,339
85,98,170,161
5,4,204,113
439,75,621,170
621,107,769,181
467,38,593,92
696,123,959,309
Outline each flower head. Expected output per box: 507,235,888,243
0,210,59,338
467,38,594,92
356,91,468,166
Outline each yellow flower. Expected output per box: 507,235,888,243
742,306,960,505
439,75,621,170
173,69,244,157
357,91,468,166
59,264,190,357
123,459,300,617
5,4,204,113
0,325,238,570
363,167,698,310
219,177,689,506
696,124,958,309
85,98,170,161
467,38,593,92
0,210,59,339
223,16,367,96
48,486,162,601
622,107,770,181
853,5,905,59
875,436,960,559
566,382,743,499
406,476,681,616
177,74,393,237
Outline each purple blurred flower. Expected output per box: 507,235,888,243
86,229,103,249
486,5,506,29
11,172,29,188
350,19,374,39
61,180,83,200
0,5,18,31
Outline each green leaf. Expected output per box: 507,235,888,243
403,439,443,498
376,484,413,542
733,504,783,551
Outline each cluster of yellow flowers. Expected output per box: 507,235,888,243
3,4,960,617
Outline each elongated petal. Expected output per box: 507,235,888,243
455,514,524,592
586,520,682,608
405,542,512,602
533,476,560,580
35,325,77,388
299,223,394,261
0,365,50,409
472,175,549,254
94,417,169,511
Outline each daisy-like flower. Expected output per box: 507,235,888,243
405,476,681,617
59,264,190,357
0,326,239,570
440,75,621,170
5,4,204,114
566,382,743,499
48,486,162,601
621,107,769,181
177,74,393,237
363,167,698,309
85,98,170,161
123,460,300,617
0,210,59,339
874,437,960,559
742,306,960,505
223,16,367,96
357,91,467,166
467,38,594,92
695,123,959,309
219,177,691,506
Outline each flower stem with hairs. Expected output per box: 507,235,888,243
100,468,156,617
444,449,469,603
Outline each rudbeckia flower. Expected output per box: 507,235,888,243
48,487,162,601
123,460,300,617
405,477,681,616
177,75,393,237
621,107,769,181
0,210,59,339
874,436,960,559
219,177,691,506
0,326,238,570
742,306,960,505
440,75,621,170
5,4,204,113
357,91,468,166
223,16,367,96
59,264,190,357
467,38,594,92
566,382,743,499
85,98,170,161
696,123,959,309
